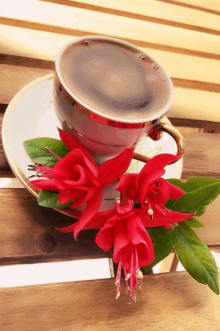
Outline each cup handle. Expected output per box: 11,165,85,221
133,120,185,164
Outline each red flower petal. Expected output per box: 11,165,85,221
140,154,180,177
71,187,97,208
137,169,164,203
58,128,98,167
59,208,82,219
113,222,130,263
58,188,83,204
136,240,155,267
56,222,77,233
114,173,137,191
129,215,150,246
114,174,137,200
95,218,117,251
147,178,171,206
135,208,195,228
74,189,103,238
98,148,134,187
83,209,116,230
167,181,185,200
132,219,155,266
115,199,133,214
31,179,59,191
57,209,114,233
54,148,99,179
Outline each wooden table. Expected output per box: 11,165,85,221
0,1,220,330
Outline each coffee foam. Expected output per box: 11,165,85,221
59,38,171,120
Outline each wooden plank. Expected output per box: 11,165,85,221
2,1,220,57
0,53,54,70
169,87,220,123
1,271,220,330
0,113,9,170
195,195,220,246
209,246,220,254
181,132,220,179
2,34,220,88
2,24,220,62
162,0,220,14
170,118,220,134
44,0,220,35
0,189,110,265
0,64,52,104
144,48,220,85
2,47,220,88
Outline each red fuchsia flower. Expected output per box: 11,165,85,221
58,199,194,301
30,129,134,238
115,154,187,228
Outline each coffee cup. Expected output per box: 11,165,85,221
53,36,184,162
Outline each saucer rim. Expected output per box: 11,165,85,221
2,74,55,199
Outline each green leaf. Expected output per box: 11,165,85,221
184,217,204,228
167,177,220,193
166,178,185,190
165,198,176,210
174,222,219,294
24,138,70,167
144,227,173,273
37,191,72,209
171,182,220,216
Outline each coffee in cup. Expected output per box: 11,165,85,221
53,36,184,160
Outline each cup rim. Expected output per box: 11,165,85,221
55,35,174,124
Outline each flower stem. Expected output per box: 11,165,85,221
133,152,150,163
44,147,62,159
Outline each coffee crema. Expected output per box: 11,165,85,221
59,38,171,120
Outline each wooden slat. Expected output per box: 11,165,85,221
2,46,220,89
170,118,220,134
0,64,52,104
1,271,220,330
195,195,220,246
2,29,220,88
2,1,220,57
39,0,220,36
0,189,110,265
209,246,220,254
0,113,9,170
169,88,220,123
2,24,220,62
181,132,220,179
0,53,54,70
162,0,220,14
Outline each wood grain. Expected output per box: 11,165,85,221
0,64,52,104
0,189,110,265
2,2,220,57
36,0,220,36
2,51,220,93
2,23,220,62
162,0,220,13
181,132,220,179
0,113,9,170
0,271,220,331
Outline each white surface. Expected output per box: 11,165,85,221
0,178,24,188
0,258,111,288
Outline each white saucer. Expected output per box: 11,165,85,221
2,74,183,214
